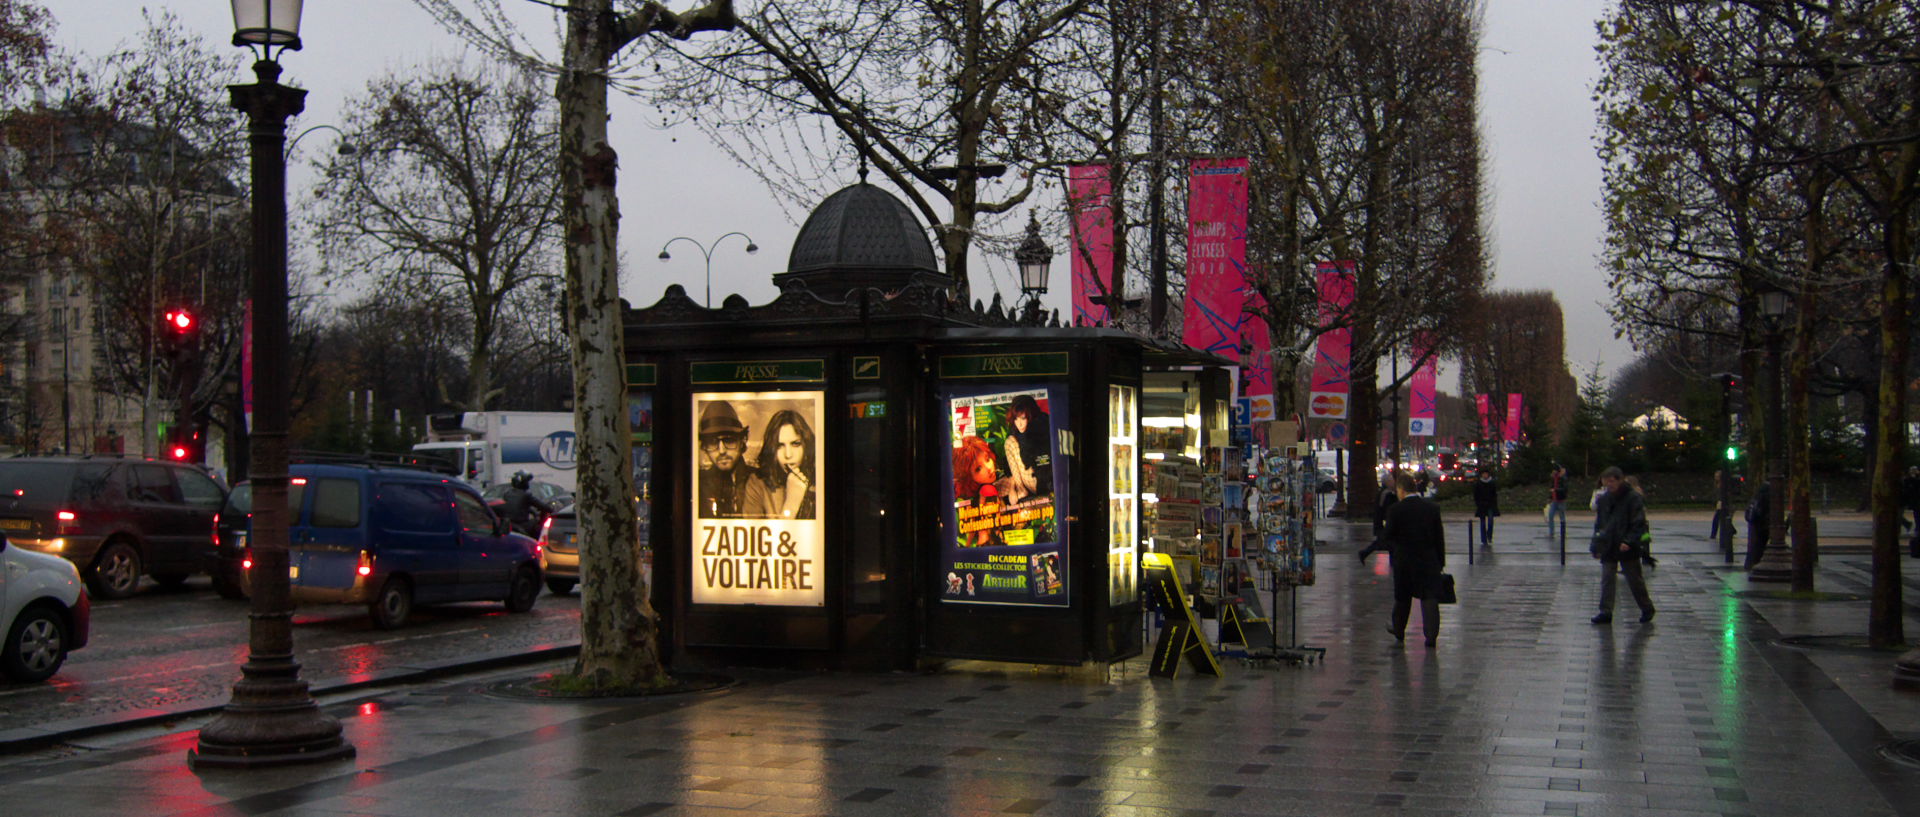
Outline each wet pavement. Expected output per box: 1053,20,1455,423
1,517,1916,817
0,578,582,736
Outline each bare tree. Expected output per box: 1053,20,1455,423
413,0,739,689
1599,1,1919,635
651,0,1096,304
310,61,561,412
8,12,249,460
1193,0,1488,516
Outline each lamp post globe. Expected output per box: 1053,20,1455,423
1014,213,1053,323
230,0,303,50
193,0,353,769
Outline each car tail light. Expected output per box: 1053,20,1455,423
242,547,253,571
538,515,553,545
356,550,373,577
212,513,222,546
55,510,80,536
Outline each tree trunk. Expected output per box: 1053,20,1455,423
1869,220,1909,650
1349,347,1380,525
557,0,666,688
1788,287,1815,593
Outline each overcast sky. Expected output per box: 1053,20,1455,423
46,1,1637,383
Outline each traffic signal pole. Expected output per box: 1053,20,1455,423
1718,373,1736,563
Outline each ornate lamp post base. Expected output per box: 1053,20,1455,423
1747,544,1794,583
1895,647,1920,690
190,668,354,768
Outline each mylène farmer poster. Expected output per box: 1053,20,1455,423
940,385,1070,607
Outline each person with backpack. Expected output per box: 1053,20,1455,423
1590,466,1655,625
1545,464,1569,541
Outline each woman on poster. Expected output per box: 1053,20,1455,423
1001,394,1053,503
742,409,817,519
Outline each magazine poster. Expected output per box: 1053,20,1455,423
688,391,826,606
939,385,1071,607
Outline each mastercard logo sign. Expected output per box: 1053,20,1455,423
1309,393,1347,418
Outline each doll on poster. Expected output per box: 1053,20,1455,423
953,435,1003,546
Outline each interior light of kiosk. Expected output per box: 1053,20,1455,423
1143,452,1165,460
1141,417,1186,428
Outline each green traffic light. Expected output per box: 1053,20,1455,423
1725,445,1740,461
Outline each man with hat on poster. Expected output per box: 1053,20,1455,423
698,401,752,518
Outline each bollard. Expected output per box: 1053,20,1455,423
1559,516,1566,565
1465,519,1474,565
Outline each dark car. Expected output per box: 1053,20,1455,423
0,457,227,599
222,464,542,628
536,499,649,597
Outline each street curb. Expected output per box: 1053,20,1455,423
0,641,581,755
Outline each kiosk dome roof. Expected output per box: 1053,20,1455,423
786,182,939,277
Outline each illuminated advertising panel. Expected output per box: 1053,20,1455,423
938,384,1070,607
690,391,825,606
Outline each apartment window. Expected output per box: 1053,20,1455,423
48,307,64,332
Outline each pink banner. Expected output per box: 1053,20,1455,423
1180,158,1270,400
1067,165,1114,327
1181,158,1252,356
1408,334,1437,436
1307,261,1356,419
1475,393,1491,439
1504,393,1524,443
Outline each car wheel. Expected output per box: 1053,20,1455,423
368,577,412,629
211,571,249,600
545,578,576,595
2,606,70,683
505,565,540,613
88,541,143,600
151,572,190,589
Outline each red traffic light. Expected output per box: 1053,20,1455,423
164,309,194,333
170,445,190,460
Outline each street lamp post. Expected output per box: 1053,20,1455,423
1014,212,1054,325
1748,282,1793,583
191,0,353,768
658,232,758,308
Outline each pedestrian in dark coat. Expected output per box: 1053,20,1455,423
1590,466,1655,624
1379,471,1446,647
1902,466,1920,556
1472,468,1500,545
1358,486,1399,563
1744,481,1770,570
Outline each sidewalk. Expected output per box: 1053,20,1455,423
2,542,1916,817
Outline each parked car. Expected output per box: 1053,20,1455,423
225,464,543,628
0,457,226,599
1,533,90,682
535,499,650,596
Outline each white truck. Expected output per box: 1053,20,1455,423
410,411,578,492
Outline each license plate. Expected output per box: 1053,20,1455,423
0,518,31,531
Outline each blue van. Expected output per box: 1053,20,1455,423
221,463,543,628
